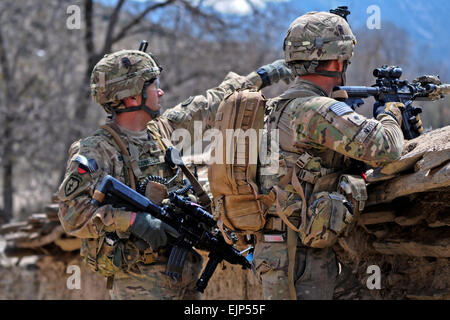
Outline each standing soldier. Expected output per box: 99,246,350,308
57,47,292,300
253,10,405,299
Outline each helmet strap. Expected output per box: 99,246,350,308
113,79,160,119
139,80,160,119
293,60,348,85
313,70,343,78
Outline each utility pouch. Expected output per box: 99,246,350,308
299,191,354,248
337,174,367,230
81,238,101,273
95,233,123,277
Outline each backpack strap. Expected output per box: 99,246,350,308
98,123,140,290
100,123,136,191
267,88,320,300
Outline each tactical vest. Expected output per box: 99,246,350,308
260,84,367,235
80,122,182,283
258,82,367,300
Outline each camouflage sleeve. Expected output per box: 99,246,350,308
159,71,259,135
292,97,404,167
56,137,133,238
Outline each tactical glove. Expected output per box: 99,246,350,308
129,212,179,250
256,59,294,89
373,102,404,127
410,113,424,134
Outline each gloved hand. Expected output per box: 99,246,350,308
256,59,294,89
373,101,404,127
129,212,179,250
410,113,424,134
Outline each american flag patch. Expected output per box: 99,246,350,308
74,155,98,173
329,102,354,116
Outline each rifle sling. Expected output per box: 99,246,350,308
147,126,212,210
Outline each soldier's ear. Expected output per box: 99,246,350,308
123,94,142,107
328,60,344,72
317,60,344,72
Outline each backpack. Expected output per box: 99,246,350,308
208,89,273,238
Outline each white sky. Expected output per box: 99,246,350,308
133,0,290,15
202,0,289,15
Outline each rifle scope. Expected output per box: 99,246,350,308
373,66,402,79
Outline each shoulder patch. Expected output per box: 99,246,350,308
181,96,194,107
329,102,354,116
64,175,81,197
347,113,365,126
166,110,185,123
74,155,98,173
355,120,379,143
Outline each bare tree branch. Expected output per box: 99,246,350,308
84,0,96,69
178,0,226,27
118,23,176,41
14,75,38,101
0,27,12,85
102,0,127,55
111,0,176,46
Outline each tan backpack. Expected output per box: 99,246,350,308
208,89,272,239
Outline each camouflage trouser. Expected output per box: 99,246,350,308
110,250,203,300
253,240,339,300
253,239,375,300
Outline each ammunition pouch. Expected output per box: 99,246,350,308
299,191,354,248
80,233,163,278
298,174,367,249
337,174,368,232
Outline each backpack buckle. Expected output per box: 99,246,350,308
295,152,313,169
298,169,320,184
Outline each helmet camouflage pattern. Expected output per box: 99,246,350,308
284,11,357,76
90,50,161,112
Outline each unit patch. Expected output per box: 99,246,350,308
347,113,365,126
181,96,194,107
65,175,81,197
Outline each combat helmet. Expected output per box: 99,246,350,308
90,43,162,118
283,8,357,84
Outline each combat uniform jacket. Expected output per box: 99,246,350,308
254,78,404,300
57,72,257,287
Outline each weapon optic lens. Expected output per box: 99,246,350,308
373,66,402,79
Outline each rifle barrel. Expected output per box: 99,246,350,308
334,86,380,98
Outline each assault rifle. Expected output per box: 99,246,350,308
91,174,252,293
334,65,450,139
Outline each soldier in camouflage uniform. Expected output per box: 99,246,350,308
253,11,405,299
57,48,292,300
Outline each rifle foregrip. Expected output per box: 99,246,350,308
195,257,221,293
